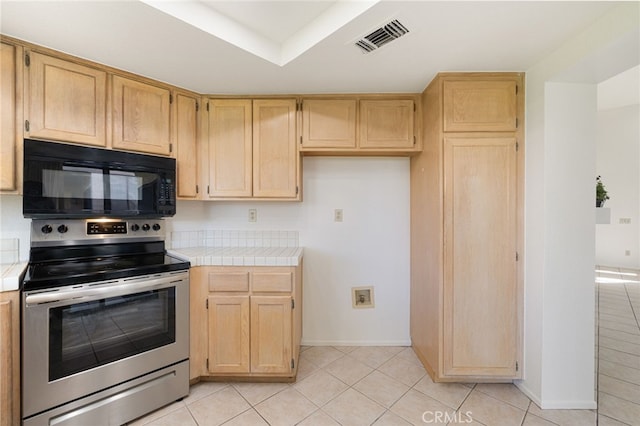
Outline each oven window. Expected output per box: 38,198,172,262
48,288,176,381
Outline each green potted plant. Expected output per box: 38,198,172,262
596,175,610,207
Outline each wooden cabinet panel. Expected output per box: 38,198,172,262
207,295,250,373
360,99,414,149
26,51,107,147
301,99,356,148
442,136,518,377
250,296,292,374
207,99,253,197
175,92,199,198
1,42,18,192
208,271,249,292
252,272,292,293
252,99,298,198
443,81,517,132
112,75,171,155
0,291,20,426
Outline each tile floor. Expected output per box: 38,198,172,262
129,267,640,426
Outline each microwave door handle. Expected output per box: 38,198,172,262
24,275,183,305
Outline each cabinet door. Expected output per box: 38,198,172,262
112,75,171,155
253,99,298,198
250,296,292,374
208,295,250,373
27,51,107,146
443,81,517,132
1,43,18,192
175,93,199,198
359,100,414,149
443,136,518,377
301,99,356,149
0,291,20,426
207,99,252,198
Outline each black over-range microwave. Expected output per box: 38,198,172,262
23,139,176,218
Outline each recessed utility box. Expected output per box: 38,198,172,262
352,286,374,309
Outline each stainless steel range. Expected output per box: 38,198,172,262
21,218,190,426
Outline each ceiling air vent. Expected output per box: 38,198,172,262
355,19,409,54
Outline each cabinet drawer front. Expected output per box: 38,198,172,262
208,272,249,292
252,272,292,292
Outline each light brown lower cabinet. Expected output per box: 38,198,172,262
0,291,20,426
190,265,302,382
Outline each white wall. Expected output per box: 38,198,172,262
596,103,640,268
520,2,639,409
169,156,411,346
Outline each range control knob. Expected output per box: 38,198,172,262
152,223,161,231
142,223,151,232
57,225,68,234
41,225,53,234
131,224,140,232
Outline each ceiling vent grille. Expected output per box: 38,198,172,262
355,19,409,54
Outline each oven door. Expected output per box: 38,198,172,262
22,270,189,419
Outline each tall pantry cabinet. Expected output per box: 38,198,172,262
410,73,524,382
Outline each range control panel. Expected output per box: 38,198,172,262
31,219,165,246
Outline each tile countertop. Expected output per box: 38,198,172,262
168,246,304,267
1,262,27,292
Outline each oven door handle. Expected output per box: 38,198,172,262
24,274,185,305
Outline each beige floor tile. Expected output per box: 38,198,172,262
353,370,410,408
599,374,640,404
333,345,359,354
378,356,426,387
187,386,251,426
372,410,412,425
300,345,312,353
413,375,472,410
142,406,197,426
598,392,640,425
300,346,344,368
322,388,386,426
222,408,268,426
293,370,349,406
600,321,640,336
598,413,633,425
527,403,596,426
459,390,525,426
182,382,229,405
254,387,317,426
296,356,321,380
521,412,557,425
324,354,374,385
232,382,288,405
390,389,454,425
599,347,640,369
600,336,640,356
600,359,640,385
394,347,425,367
349,346,404,369
474,383,531,410
600,328,640,345
297,410,341,426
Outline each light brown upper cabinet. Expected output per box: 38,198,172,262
1,42,21,193
174,92,199,199
443,80,517,132
205,99,299,200
206,99,253,198
112,75,171,156
252,99,298,198
410,72,524,382
301,99,356,149
359,99,415,149
25,51,107,147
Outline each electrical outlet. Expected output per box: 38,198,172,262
334,209,343,222
619,218,632,224
248,208,257,222
625,250,631,256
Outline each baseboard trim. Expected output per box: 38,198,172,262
515,382,597,410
